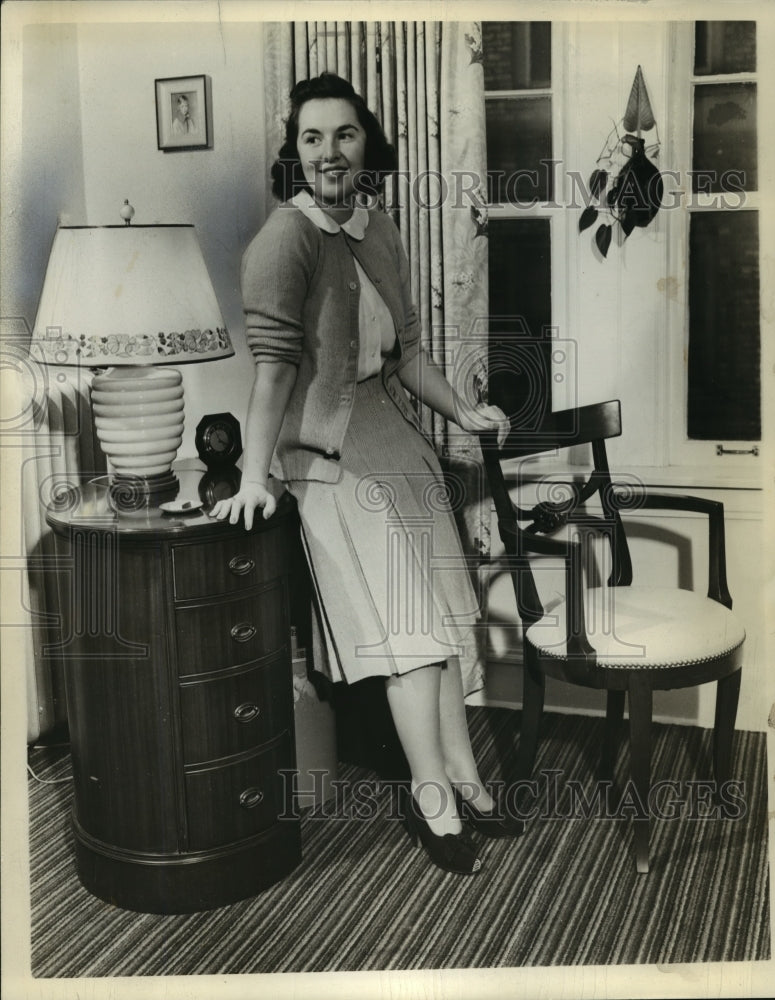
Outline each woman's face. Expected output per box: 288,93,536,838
296,98,366,206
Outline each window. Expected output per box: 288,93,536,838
688,211,759,441
487,219,551,428
670,21,760,465
482,22,558,428
484,21,552,205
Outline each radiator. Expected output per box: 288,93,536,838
8,331,106,741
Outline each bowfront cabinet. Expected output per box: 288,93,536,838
46,472,301,913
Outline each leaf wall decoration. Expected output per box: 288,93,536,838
595,223,613,257
623,65,656,133
589,169,608,198
620,213,638,238
579,207,599,233
577,66,663,259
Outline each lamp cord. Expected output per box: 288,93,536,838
27,743,72,785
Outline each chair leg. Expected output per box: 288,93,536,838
713,669,741,789
627,676,653,874
516,644,545,783
600,690,625,780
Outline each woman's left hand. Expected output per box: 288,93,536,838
456,402,511,448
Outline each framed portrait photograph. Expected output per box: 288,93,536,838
155,74,210,150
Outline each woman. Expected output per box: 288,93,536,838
211,73,519,875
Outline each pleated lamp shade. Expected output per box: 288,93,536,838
31,223,233,501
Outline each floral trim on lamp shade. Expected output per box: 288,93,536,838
32,326,232,366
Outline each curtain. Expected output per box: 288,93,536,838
263,22,490,694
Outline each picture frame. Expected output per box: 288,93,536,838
155,74,210,151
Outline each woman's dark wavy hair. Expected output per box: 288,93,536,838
270,72,397,201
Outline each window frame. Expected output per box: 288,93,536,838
483,22,572,416
665,20,761,478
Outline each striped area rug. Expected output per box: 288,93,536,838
29,707,770,976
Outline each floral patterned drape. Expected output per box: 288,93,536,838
263,21,490,694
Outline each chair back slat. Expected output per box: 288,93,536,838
479,399,632,626
493,399,622,461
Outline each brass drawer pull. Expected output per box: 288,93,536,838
230,622,257,643
228,555,256,576
233,701,260,724
239,787,264,809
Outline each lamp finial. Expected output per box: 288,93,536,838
120,199,135,226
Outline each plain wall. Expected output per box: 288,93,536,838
11,23,88,331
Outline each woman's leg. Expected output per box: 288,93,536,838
438,658,495,812
385,664,462,836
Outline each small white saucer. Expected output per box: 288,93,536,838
159,499,203,515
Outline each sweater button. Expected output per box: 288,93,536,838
350,340,357,349
325,447,334,456
349,281,357,291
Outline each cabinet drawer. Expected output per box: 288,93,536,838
171,527,287,601
175,582,288,676
179,654,292,765
185,733,294,851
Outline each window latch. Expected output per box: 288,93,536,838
716,445,759,457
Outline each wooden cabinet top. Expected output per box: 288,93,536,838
45,469,295,541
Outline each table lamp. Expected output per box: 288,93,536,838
30,207,234,505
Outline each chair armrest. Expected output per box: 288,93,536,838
498,520,575,558
608,487,733,609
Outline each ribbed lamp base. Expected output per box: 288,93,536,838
109,471,180,511
91,367,184,505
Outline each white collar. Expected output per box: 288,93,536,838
290,190,369,240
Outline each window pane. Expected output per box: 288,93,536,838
694,21,756,75
488,219,552,426
688,211,760,440
486,96,553,203
482,22,551,90
693,82,757,191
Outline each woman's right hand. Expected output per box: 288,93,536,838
208,482,276,530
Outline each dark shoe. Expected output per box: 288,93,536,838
403,792,483,875
453,786,526,839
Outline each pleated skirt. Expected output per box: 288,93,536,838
285,372,480,689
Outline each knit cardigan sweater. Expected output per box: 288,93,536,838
241,201,424,483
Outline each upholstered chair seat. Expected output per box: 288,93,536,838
526,586,745,669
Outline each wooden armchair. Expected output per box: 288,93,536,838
480,400,744,872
